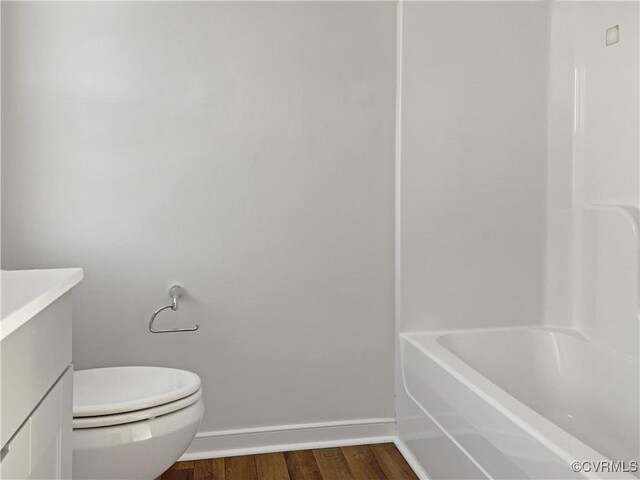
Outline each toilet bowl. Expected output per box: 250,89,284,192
72,366,204,480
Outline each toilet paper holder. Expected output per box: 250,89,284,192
149,285,199,333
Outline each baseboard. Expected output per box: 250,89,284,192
180,418,397,461
394,438,431,480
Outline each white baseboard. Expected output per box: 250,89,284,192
180,418,397,461
394,438,430,480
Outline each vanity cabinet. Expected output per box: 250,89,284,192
1,369,73,480
1,269,82,480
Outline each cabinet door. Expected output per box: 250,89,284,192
30,374,63,480
0,419,30,480
58,368,72,480
2,366,74,480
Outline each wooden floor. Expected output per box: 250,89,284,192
158,443,418,480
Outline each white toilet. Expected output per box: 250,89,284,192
72,366,204,480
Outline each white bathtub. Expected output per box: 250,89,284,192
400,327,639,479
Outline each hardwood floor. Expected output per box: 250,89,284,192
158,443,418,480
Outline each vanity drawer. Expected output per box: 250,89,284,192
1,293,72,448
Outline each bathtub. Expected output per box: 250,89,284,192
400,326,639,479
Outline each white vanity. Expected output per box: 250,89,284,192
0,269,83,480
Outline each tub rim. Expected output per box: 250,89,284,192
399,325,638,480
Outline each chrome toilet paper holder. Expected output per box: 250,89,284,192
149,285,199,333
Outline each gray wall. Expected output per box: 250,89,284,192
1,1,396,433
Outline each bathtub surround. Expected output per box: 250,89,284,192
545,1,640,359
399,1,549,333
1,1,396,456
396,1,639,478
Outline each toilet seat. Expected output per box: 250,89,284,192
73,387,202,429
73,366,201,417
72,367,204,480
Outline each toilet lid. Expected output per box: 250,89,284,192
73,366,201,417
73,387,202,429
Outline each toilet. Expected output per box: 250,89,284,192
72,366,204,480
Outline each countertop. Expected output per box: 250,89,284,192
1,268,83,341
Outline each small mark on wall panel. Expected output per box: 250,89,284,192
606,25,620,46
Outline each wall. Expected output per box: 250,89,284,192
1,1,397,453
545,1,639,357
399,1,550,333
